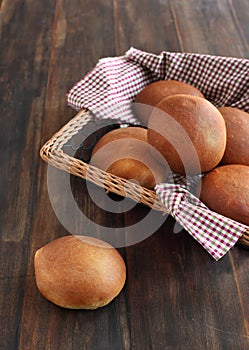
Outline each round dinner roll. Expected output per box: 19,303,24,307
200,164,249,226
90,127,169,189
34,235,126,309
147,94,227,175
134,80,205,125
218,106,249,166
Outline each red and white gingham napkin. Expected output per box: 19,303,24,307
67,47,249,260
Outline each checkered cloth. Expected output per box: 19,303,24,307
156,181,248,260
67,47,249,260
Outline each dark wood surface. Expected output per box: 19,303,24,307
1,0,249,349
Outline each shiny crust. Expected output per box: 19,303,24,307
91,127,169,189
147,94,226,175
218,106,249,166
200,165,249,226
134,80,205,125
34,235,126,309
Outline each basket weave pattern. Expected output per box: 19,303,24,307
40,108,249,248
40,109,168,213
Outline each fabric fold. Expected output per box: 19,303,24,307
125,47,249,111
155,183,246,260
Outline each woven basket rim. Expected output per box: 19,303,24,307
40,108,169,213
40,108,249,246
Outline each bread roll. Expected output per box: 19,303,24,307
134,80,205,125
91,127,169,189
34,235,126,309
200,164,249,226
218,106,249,166
147,94,227,175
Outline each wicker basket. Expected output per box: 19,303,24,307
40,108,249,248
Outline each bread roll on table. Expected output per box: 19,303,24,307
34,235,126,309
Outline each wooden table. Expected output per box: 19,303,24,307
1,0,249,349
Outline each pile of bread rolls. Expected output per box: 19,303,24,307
91,79,249,227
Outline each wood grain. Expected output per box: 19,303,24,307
1,0,249,349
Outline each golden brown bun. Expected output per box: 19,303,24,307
134,80,205,125
34,235,126,309
218,107,249,166
200,165,249,226
91,127,169,189
147,94,226,175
